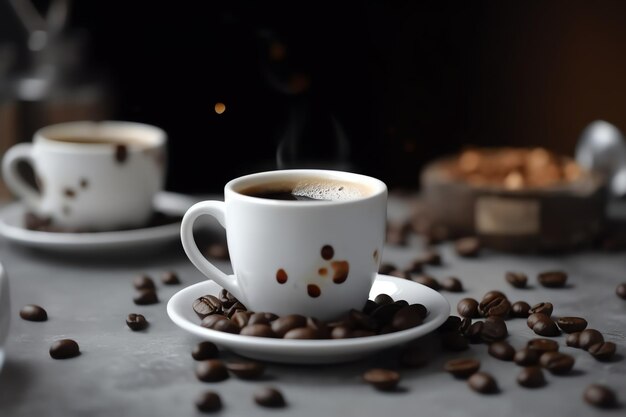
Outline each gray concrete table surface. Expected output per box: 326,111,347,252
0,194,625,417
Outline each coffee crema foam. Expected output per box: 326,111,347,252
239,179,371,201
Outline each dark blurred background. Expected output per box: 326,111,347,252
3,0,626,195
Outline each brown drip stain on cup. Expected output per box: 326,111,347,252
331,261,349,284
276,269,288,284
307,284,321,298
115,144,128,163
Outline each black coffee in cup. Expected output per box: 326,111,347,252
239,178,371,202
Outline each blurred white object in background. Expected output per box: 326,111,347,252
576,120,626,197
0,262,9,372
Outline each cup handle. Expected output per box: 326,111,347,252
180,201,242,299
1,143,42,208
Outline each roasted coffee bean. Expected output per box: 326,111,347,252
19,304,48,321
529,302,553,317
195,359,229,382
331,325,353,339
420,249,442,266
478,294,511,318
510,301,531,318
389,269,412,280
467,372,498,394
193,295,223,319
206,242,229,260
437,316,462,333
362,300,378,314
455,236,481,258
306,317,330,338
195,391,222,412
457,298,479,318
374,293,394,305
532,317,560,337
405,259,424,274
378,263,397,275
556,317,587,333
133,289,159,305
231,311,252,328
505,272,528,288
225,302,246,318
399,348,428,368
349,309,379,331
352,329,377,337
583,384,618,409
362,368,401,391
218,289,238,308
247,312,274,326
466,321,484,344
271,315,307,337
133,274,155,290
412,274,441,291
517,366,546,388
441,332,469,351
371,303,403,324
540,351,575,374
226,360,266,379
588,341,616,361
579,329,604,350
488,341,515,361
392,305,425,330
444,358,481,378
49,339,80,359
480,316,508,343
240,324,276,338
192,341,219,360
212,319,240,334
459,318,472,334
566,332,581,348
441,277,463,292
254,387,286,408
482,290,507,300
161,271,180,285
126,313,148,331
527,313,549,329
514,348,540,366
284,327,319,339
201,314,228,329
616,283,626,300
527,338,559,354
537,270,568,288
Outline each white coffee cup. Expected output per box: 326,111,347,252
180,169,388,321
1,120,167,231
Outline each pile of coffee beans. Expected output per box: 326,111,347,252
191,290,429,339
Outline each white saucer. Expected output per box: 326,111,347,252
0,191,199,253
167,274,451,364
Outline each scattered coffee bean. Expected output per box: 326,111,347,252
455,236,481,257
616,283,626,300
480,316,508,343
196,359,229,382
537,270,568,288
488,341,515,361
467,372,498,394
588,341,616,361
226,360,266,379
482,290,507,300
465,321,484,344
378,263,397,275
133,274,155,290
254,387,286,408
510,301,531,318
195,391,222,413
457,298,479,318
529,302,553,317
389,269,412,280
566,332,581,348
517,366,546,388
284,327,320,339
193,295,223,319
231,311,252,328
441,332,469,351
505,272,528,288
527,313,548,329
540,351,575,374
583,384,618,409
161,271,180,285
201,314,228,329
459,317,471,334
514,348,540,366
444,358,481,378
49,339,80,359
556,317,587,333
420,249,442,266
218,289,238,308
362,368,401,391
133,289,159,305
370,303,403,324
441,277,463,292
225,302,246,318
527,338,559,354
192,341,219,361
437,316,462,333
19,304,48,321
579,329,604,350
391,305,425,330
532,316,560,337
374,293,394,305
126,313,148,331
240,324,276,338
271,315,307,337
405,259,424,273
206,242,229,260
478,293,510,318
212,319,240,334
247,312,276,326
412,274,441,291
